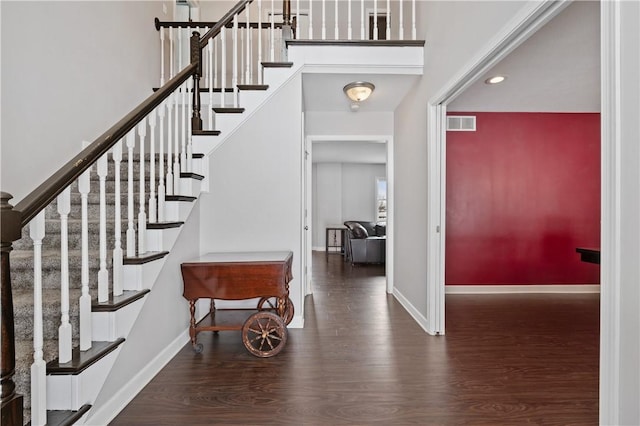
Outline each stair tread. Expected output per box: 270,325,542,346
237,84,269,91
92,289,151,312
123,251,169,264
192,129,221,136
261,61,294,68
212,107,245,113
47,338,125,375
45,404,92,426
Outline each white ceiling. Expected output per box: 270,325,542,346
449,1,600,112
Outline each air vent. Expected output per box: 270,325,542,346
447,115,476,131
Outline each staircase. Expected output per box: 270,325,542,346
1,1,424,424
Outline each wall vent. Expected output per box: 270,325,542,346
447,115,476,131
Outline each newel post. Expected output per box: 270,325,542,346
0,192,23,426
190,31,202,132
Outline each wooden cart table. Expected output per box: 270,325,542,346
181,251,294,357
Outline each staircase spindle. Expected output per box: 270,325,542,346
386,0,391,40
308,0,313,39
270,0,275,60
149,109,157,223
169,27,175,79
187,79,193,173
208,36,214,127
126,131,136,256
160,27,166,86
138,119,147,255
360,0,365,39
348,0,352,40
399,0,404,40
112,140,123,297
233,14,239,108
158,102,166,222
166,97,174,195
296,0,300,39
258,0,263,83
57,187,72,363
322,0,326,40
334,0,339,40
181,81,187,176
97,152,109,302
373,0,378,40
246,6,251,84
412,0,416,40
221,27,227,108
78,156,92,350
30,211,46,426
173,93,181,194
240,30,245,86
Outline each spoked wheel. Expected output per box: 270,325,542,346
242,311,288,358
257,297,294,325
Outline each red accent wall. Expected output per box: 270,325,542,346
445,112,600,285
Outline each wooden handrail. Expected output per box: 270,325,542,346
14,62,197,228
199,0,253,49
156,18,284,30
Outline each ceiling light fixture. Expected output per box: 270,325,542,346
343,81,375,102
485,75,507,85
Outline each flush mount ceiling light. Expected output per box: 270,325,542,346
485,75,507,85
343,81,375,102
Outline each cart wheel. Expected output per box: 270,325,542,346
193,343,204,354
257,297,295,325
242,311,287,358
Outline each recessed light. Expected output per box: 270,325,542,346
485,75,507,85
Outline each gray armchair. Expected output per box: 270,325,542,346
343,221,386,264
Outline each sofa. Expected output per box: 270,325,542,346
343,221,386,264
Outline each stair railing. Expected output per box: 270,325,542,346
0,1,254,425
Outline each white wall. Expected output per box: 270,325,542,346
306,111,392,136
393,0,529,317
198,74,304,321
0,1,168,202
312,162,385,249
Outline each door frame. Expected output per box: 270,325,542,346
426,0,623,423
304,134,394,294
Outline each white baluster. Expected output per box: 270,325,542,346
373,0,378,40
240,29,245,86
173,93,181,195
187,79,193,173
97,152,109,302
360,0,365,40
78,149,92,351
296,0,301,39
57,187,72,363
246,6,251,84
386,0,391,40
221,27,227,107
399,0,404,40
322,0,326,40
309,0,314,39
30,211,46,426
412,0,416,40
169,27,175,79
112,140,123,297
166,97,174,196
149,109,157,223
233,14,239,108
334,0,339,40
138,119,147,255
270,0,275,60
126,131,136,256
348,0,352,40
213,34,218,89
160,27,166,86
158,102,166,222
258,0,263,83
208,37,214,127
181,81,188,172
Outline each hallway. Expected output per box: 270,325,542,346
112,252,598,425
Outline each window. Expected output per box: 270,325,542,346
376,177,387,224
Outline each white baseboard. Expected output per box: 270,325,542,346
312,246,325,252
392,288,434,335
83,329,191,425
445,284,601,294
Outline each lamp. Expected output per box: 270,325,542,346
343,81,375,102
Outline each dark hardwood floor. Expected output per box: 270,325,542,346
111,252,599,425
